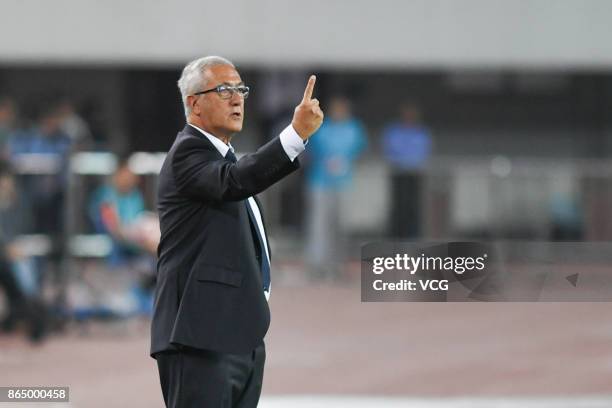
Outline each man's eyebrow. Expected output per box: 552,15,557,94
220,81,245,86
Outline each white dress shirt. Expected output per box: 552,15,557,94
188,123,306,300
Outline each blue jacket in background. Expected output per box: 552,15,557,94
306,118,367,190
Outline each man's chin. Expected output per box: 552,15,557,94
228,123,243,133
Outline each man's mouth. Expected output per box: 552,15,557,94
230,112,242,119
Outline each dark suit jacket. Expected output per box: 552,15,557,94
150,124,300,356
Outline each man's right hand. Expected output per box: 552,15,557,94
292,75,324,140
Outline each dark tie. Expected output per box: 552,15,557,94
225,150,271,292
225,149,238,164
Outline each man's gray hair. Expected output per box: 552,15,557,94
177,56,235,118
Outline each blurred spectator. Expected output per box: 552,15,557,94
89,157,159,259
550,192,583,240
382,102,432,238
0,161,49,342
89,157,159,313
0,96,16,159
305,96,367,280
56,99,93,151
7,104,72,236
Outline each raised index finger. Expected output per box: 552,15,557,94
302,75,316,102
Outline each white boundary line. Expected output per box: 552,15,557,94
259,395,612,408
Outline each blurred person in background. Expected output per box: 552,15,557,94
550,191,583,241
151,56,322,408
56,98,94,151
0,96,16,159
89,156,159,313
0,161,49,342
382,102,432,239
5,103,72,311
305,96,367,280
7,103,72,236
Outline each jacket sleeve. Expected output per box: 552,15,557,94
171,136,300,202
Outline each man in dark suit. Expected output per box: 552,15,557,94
150,56,323,407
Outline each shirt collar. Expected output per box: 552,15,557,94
188,123,235,158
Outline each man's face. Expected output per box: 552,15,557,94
0,101,15,125
400,105,420,124
330,98,350,121
40,112,63,136
114,165,139,194
0,174,15,203
190,64,245,137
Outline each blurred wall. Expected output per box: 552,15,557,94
2,0,612,68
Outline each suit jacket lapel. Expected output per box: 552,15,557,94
182,124,225,161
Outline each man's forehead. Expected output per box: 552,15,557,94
205,64,242,85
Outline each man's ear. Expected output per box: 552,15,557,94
188,95,200,115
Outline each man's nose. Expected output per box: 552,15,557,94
229,91,243,106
